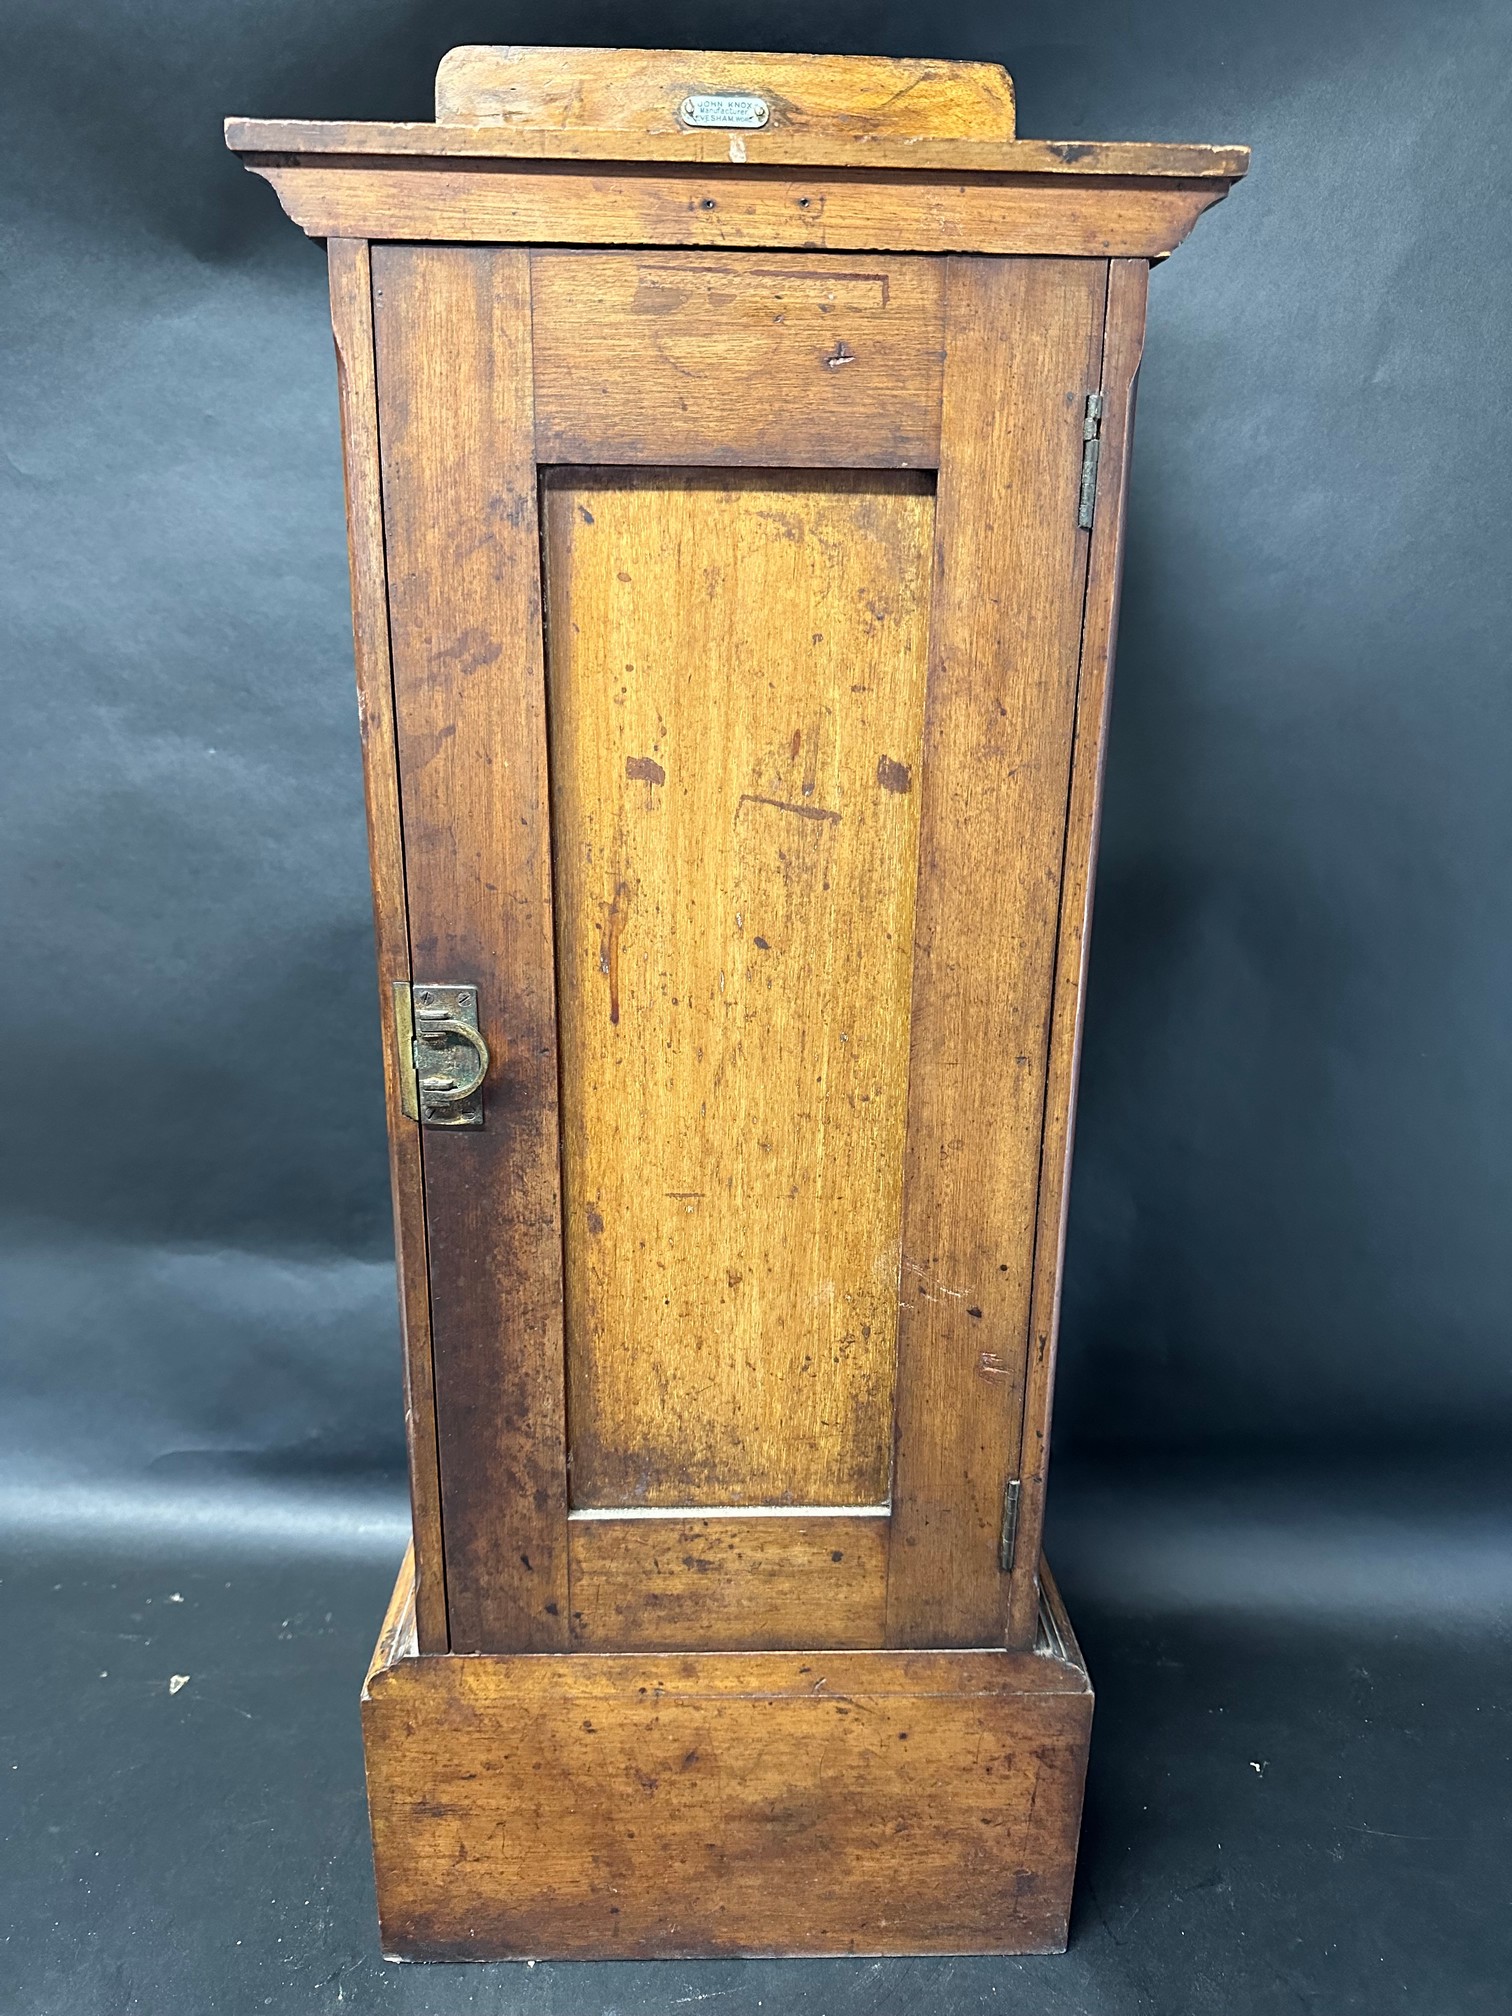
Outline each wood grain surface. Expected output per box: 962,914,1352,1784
530,250,944,468
543,468,933,1510
363,1550,1093,1959
246,34,1253,1952
435,45,1018,137
566,1510,889,1649
239,160,1233,259
1004,257,1150,1648
885,258,1107,1649
373,245,568,1653
228,120,1247,180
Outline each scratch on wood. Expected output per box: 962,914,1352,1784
736,791,841,825
900,1254,968,1305
600,880,631,1025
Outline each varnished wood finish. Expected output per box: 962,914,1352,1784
530,250,944,468
435,45,1018,138
363,1548,1092,1958
1004,257,1150,1648
567,1510,888,1650
886,258,1107,1649
544,468,932,1510
235,159,1233,259
326,242,447,1653
232,41,1247,1962
373,246,568,1653
227,120,1246,180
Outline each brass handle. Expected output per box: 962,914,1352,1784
413,1011,490,1106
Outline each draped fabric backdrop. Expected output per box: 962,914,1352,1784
4,0,1508,1506
2,6,1509,2008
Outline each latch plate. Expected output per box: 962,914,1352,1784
393,982,489,1129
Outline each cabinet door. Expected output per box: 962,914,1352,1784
372,244,1108,1652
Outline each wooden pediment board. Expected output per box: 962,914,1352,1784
227,45,1246,256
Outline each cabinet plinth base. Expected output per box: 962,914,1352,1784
362,1549,1093,1960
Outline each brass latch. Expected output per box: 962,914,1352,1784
393,982,489,1128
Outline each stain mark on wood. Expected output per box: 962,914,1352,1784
876,755,912,793
433,626,502,676
626,754,666,786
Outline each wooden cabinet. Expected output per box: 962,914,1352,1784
228,45,1246,1961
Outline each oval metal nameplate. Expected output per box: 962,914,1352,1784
679,92,770,131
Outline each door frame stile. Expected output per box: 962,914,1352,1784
327,237,449,1651
1003,256,1150,1649
374,245,571,1653
884,254,1109,1649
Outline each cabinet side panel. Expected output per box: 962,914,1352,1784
886,257,1107,1648
373,245,569,1652
1005,258,1149,1648
327,240,447,1652
545,468,932,1509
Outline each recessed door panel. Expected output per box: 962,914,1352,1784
543,468,934,1509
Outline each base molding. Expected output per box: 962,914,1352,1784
362,1548,1092,1959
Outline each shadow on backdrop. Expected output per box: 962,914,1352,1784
0,0,1508,1546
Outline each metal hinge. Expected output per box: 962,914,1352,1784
998,1477,1022,1574
393,981,490,1129
1077,392,1104,529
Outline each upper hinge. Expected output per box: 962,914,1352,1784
998,1476,1023,1574
1077,391,1105,530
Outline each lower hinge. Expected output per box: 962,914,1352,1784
1077,391,1104,529
998,1476,1022,1574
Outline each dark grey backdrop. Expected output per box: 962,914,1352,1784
3,0,1510,1503
7,8,1512,2013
